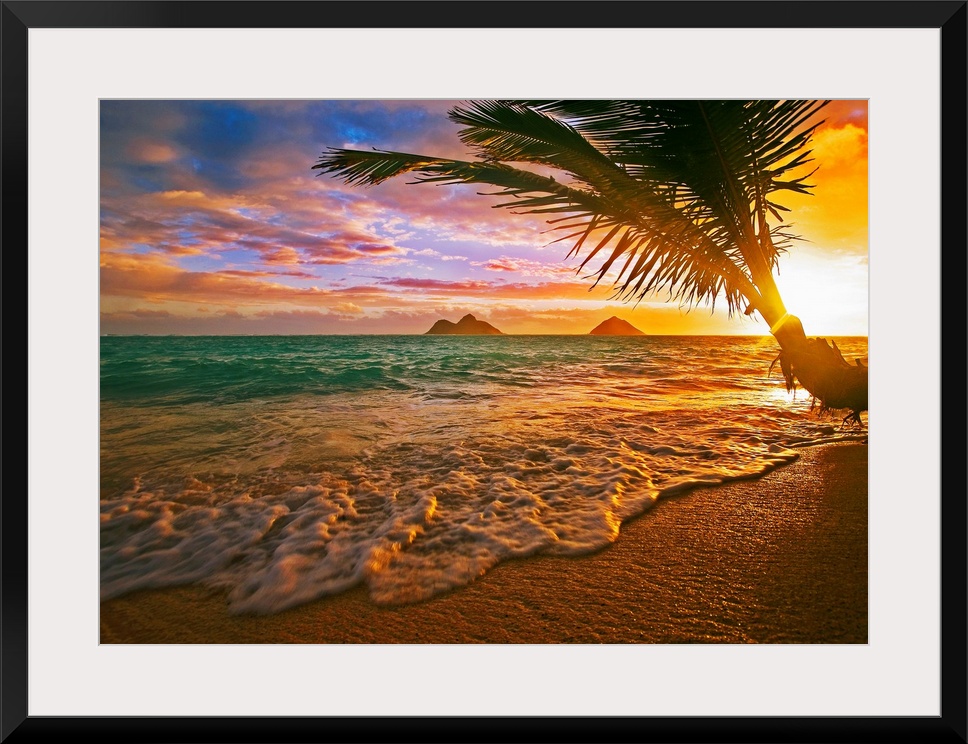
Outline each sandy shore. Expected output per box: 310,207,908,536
100,442,867,644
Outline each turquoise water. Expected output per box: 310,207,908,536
100,335,868,613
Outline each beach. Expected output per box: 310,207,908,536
100,441,867,645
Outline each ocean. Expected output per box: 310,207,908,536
100,334,868,614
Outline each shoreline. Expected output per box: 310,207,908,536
100,441,867,644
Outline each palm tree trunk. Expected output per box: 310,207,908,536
768,313,868,423
746,256,868,423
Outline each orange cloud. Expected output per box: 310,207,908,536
219,269,318,279
126,140,179,164
780,110,868,252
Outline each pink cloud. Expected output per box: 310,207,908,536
219,269,318,279
472,256,579,278
102,187,413,268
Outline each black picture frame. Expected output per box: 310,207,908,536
3,1,965,741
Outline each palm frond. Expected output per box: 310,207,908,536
512,99,825,282
314,143,761,312
313,100,826,319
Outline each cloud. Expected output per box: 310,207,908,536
332,302,364,316
408,248,468,262
811,123,867,171
377,277,493,292
126,140,179,164
778,111,868,251
218,269,318,279
100,251,332,305
102,187,412,267
472,255,579,278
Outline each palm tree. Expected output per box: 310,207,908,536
312,100,867,423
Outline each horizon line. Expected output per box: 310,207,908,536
99,332,870,338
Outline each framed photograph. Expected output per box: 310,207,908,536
5,1,964,741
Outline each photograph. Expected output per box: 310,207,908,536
7,1,962,738
99,98,871,645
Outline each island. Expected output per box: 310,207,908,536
424,313,504,335
588,316,645,336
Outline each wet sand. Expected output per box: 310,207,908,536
100,442,867,644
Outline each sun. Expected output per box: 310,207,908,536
772,248,868,337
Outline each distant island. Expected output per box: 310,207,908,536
588,316,645,336
425,314,504,335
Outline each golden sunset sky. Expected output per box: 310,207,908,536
99,100,868,336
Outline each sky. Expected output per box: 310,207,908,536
99,99,868,336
